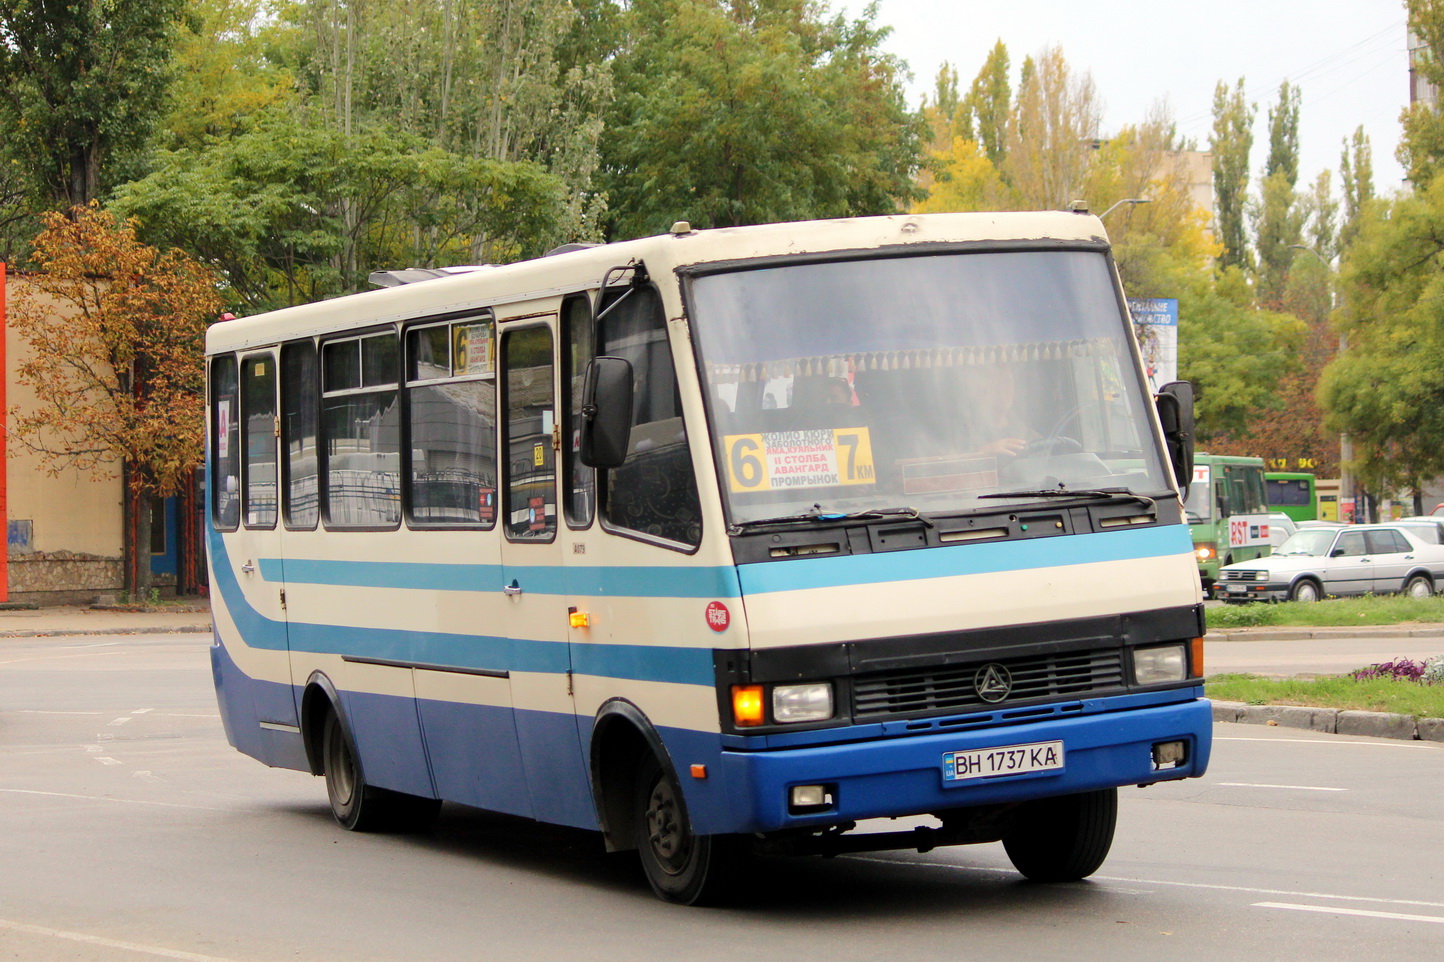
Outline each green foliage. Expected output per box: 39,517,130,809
1322,177,1444,495
1210,78,1255,272
1002,46,1100,209
1253,81,1304,307
112,117,569,310
1205,673,1444,718
0,0,185,207
599,0,922,239
1401,0,1444,186
1339,125,1374,250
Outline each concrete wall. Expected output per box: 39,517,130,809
5,274,126,605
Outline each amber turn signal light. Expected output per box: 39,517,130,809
731,684,765,726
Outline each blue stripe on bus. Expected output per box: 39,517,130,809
258,556,741,599
737,524,1193,595
210,526,715,684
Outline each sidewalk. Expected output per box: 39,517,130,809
0,601,212,637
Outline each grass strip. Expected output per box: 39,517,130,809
1206,593,1444,629
1205,673,1444,718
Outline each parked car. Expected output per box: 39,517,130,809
1394,517,1444,544
1266,512,1297,547
1216,524,1444,603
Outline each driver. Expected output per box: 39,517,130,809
967,363,1034,459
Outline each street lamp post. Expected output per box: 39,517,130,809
1288,244,1355,522
1099,197,1151,219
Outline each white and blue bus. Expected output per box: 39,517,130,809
206,211,1209,904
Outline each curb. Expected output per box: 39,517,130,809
0,624,212,639
1212,700,1444,743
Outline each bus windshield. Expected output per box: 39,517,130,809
688,249,1172,525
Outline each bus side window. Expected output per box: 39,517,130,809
562,295,596,528
502,325,557,541
210,355,240,530
321,332,401,528
404,318,498,527
597,285,702,547
281,341,320,529
241,355,278,529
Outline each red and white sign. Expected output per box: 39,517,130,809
705,601,731,632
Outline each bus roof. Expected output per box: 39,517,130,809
206,211,1110,354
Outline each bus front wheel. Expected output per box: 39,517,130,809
633,754,737,904
321,710,440,833
1002,787,1117,882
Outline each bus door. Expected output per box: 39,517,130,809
498,321,592,827
230,351,300,743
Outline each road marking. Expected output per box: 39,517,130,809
0,918,241,961
95,757,122,766
132,707,154,714
1217,736,1440,750
108,716,133,726
9,710,105,715
847,855,1444,910
0,788,227,812
1255,902,1444,925
1217,782,1347,792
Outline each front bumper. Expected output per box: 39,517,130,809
701,694,1212,835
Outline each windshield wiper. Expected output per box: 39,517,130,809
978,487,1157,511
729,505,934,534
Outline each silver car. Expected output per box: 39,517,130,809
1217,524,1444,603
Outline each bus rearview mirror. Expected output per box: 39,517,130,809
580,356,634,469
1155,381,1195,499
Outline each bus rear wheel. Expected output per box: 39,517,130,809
1002,788,1117,882
633,755,736,905
321,710,440,833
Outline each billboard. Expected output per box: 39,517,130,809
1127,297,1178,391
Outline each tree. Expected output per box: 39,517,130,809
1339,125,1374,250
1400,0,1444,186
599,0,922,239
1209,79,1255,271
7,204,224,595
0,0,184,208
1253,80,1304,307
966,41,1011,171
113,118,570,310
1001,46,1100,209
1321,177,1444,503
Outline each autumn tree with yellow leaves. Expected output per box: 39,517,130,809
8,204,224,594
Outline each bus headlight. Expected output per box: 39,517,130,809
1134,644,1187,685
772,683,834,723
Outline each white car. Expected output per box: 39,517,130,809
1217,524,1444,603
1266,513,1297,547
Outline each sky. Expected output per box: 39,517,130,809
834,0,1412,194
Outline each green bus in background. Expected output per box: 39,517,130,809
1265,471,1319,523
1186,454,1272,595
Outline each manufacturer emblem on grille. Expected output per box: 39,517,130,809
974,664,1013,703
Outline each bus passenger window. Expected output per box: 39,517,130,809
210,355,240,530
502,325,556,541
405,318,498,527
322,332,401,528
562,295,595,528
241,355,278,528
598,285,701,547
281,341,319,529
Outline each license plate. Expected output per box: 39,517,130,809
942,740,1064,782
1226,583,1246,593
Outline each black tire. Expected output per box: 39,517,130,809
1002,788,1117,882
1288,578,1322,603
321,710,441,833
1404,574,1433,599
634,754,737,905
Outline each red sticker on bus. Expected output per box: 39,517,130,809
705,601,730,632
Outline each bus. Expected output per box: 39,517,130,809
1265,471,1318,523
207,212,1211,904
1186,454,1271,594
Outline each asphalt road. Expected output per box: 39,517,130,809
1206,631,1444,677
2,632,1442,961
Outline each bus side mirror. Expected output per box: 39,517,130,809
1155,380,1195,499
580,356,634,469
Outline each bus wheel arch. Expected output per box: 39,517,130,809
590,699,667,853
300,671,344,777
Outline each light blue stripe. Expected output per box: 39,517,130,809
259,556,741,599
738,525,1194,594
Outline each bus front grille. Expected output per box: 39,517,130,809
851,649,1126,720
